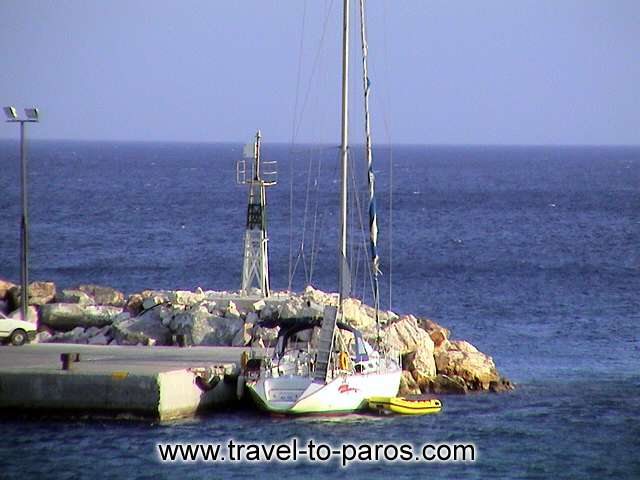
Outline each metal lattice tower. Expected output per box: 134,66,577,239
237,131,277,297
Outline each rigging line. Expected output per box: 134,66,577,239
358,0,381,319
353,191,369,304
381,0,394,311
310,204,327,287
288,0,335,290
288,0,307,292
348,149,355,291
300,149,317,285
290,247,304,287
292,0,336,143
349,153,366,301
308,152,324,283
348,148,376,303
291,145,336,288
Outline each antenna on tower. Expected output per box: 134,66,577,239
237,130,277,297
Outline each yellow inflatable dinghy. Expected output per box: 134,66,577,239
367,396,442,415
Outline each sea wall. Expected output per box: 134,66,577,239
0,278,514,395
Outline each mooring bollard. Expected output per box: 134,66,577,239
61,353,72,370
60,352,81,370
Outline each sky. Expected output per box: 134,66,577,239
1,0,639,145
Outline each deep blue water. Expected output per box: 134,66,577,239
0,140,639,478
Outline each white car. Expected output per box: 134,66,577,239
0,312,37,346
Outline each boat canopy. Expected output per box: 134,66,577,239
258,317,370,362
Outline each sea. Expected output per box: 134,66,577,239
0,140,638,479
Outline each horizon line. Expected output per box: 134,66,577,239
0,137,639,149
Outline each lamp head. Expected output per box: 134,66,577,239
24,108,39,121
3,106,18,120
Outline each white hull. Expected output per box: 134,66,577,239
247,365,401,415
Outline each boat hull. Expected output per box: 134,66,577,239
247,368,402,415
367,396,442,415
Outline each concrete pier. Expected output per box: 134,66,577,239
0,344,256,420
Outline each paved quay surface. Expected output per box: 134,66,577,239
0,344,264,420
0,343,248,374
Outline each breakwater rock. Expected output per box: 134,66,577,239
0,279,514,394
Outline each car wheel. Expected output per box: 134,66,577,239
9,329,27,346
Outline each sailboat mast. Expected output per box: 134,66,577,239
339,0,350,303
359,0,381,344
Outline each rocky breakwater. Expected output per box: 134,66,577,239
301,287,514,395
0,279,277,347
0,279,513,394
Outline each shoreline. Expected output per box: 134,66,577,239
1,278,514,420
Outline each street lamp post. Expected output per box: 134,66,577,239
4,106,39,322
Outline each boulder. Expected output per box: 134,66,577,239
8,305,39,324
8,281,56,307
449,340,478,354
88,334,110,345
252,299,266,312
301,300,325,320
489,377,515,393
138,290,170,310
47,326,93,344
251,325,279,348
204,301,221,316
159,303,185,327
302,286,338,307
299,287,396,327
434,340,500,390
68,326,89,343
225,301,241,320
418,374,468,395
200,315,244,346
398,370,421,396
245,311,259,325
97,325,112,336
279,296,305,320
30,281,57,305
111,310,170,346
125,294,144,315
55,289,95,305
379,315,436,377
35,331,53,344
142,297,161,310
232,320,254,347
85,326,101,337
340,298,375,332
40,303,123,331
258,302,279,321
0,278,16,300
168,290,205,306
169,308,201,334
203,289,225,301
78,284,125,307
168,306,244,346
418,318,451,348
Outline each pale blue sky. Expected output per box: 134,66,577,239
1,0,638,145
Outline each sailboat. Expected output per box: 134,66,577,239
245,0,402,414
